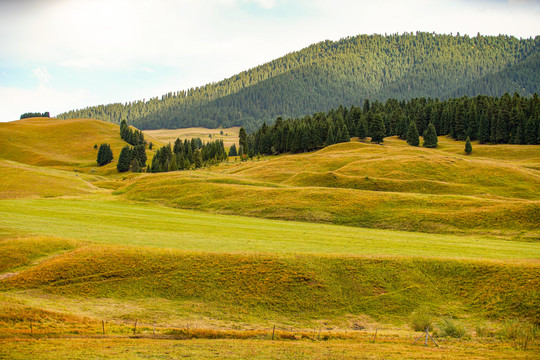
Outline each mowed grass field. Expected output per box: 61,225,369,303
0,118,539,358
0,197,537,259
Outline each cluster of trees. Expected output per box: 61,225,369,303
57,33,538,132
96,144,113,166
20,112,49,119
120,120,145,146
148,138,227,173
244,93,539,156
117,144,147,173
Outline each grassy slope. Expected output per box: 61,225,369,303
0,117,161,170
0,119,538,357
0,198,537,260
1,245,538,324
118,137,540,239
143,126,240,149
0,160,101,199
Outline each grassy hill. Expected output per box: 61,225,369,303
116,137,540,239
0,118,161,170
57,33,539,131
0,118,538,358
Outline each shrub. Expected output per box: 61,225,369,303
409,309,433,332
498,319,538,350
439,318,467,338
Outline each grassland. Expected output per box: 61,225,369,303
0,118,538,359
117,137,540,239
143,126,240,148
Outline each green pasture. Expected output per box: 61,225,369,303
0,197,538,260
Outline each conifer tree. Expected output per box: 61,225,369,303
525,118,537,144
194,149,203,168
117,145,132,172
228,143,238,156
423,123,438,148
239,127,247,152
356,117,368,139
477,113,490,144
406,121,420,146
97,143,113,166
325,125,335,146
465,136,472,155
341,125,351,142
370,114,386,144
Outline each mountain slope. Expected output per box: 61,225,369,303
57,32,539,131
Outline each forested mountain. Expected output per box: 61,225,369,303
57,32,539,132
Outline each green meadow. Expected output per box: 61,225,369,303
0,197,537,259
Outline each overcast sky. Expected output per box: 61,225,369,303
0,0,538,122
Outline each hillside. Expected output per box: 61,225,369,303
0,118,538,358
116,137,540,239
57,33,539,131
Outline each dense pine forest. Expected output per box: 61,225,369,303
57,33,539,132
244,93,540,156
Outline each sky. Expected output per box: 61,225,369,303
0,0,538,122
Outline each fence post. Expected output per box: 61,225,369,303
102,320,105,335
133,319,137,335
272,325,275,340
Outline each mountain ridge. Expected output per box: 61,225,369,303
57,32,539,131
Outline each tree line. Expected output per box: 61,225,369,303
20,112,49,119
57,33,539,132
243,93,539,156
148,138,228,173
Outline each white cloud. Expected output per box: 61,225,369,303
31,66,52,84
0,0,538,122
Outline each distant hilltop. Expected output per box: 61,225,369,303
58,32,539,132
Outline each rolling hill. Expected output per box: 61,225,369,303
0,118,538,358
57,33,539,131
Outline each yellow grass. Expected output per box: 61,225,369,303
143,126,240,148
0,118,161,170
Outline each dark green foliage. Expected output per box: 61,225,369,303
228,143,238,157
356,117,368,139
20,112,49,119
525,118,538,144
57,33,539,132
132,144,147,168
423,123,438,148
117,146,132,172
465,136,473,155
120,120,145,146
194,149,203,168
96,143,113,166
149,142,153,150
406,121,420,146
93,144,98,149
370,114,386,144
149,138,228,173
239,127,247,152
248,93,539,156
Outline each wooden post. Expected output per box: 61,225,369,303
187,323,189,337
153,316,156,335
318,327,322,340
133,319,137,335
271,325,275,340
373,328,378,343
102,320,105,335
30,321,33,336
412,325,438,347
